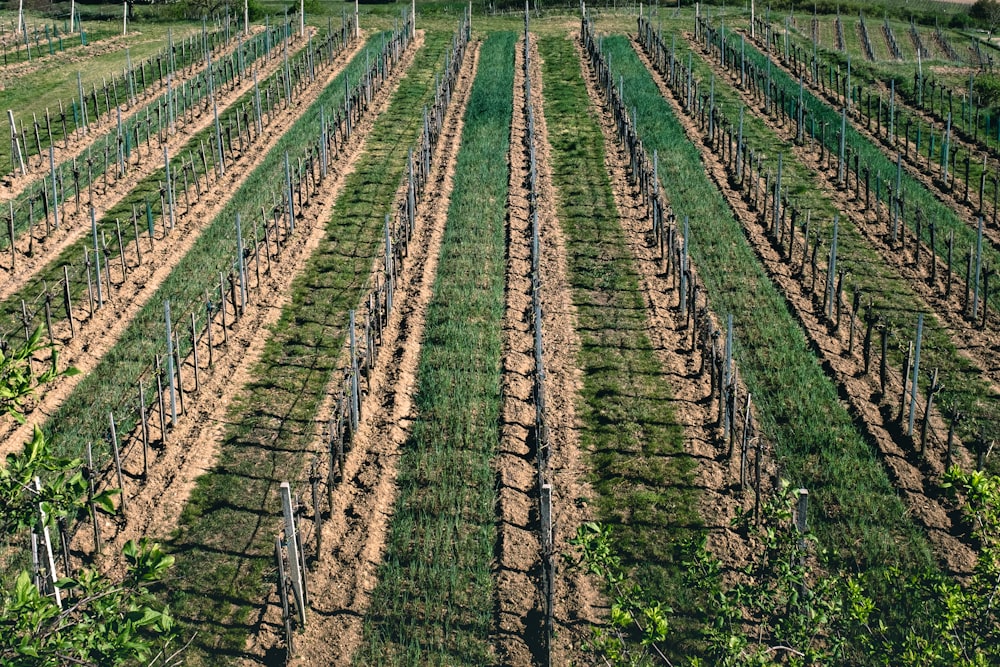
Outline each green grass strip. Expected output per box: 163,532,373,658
42,33,391,467
537,32,699,620
353,31,515,667
160,31,453,664
602,35,933,573
675,39,1000,475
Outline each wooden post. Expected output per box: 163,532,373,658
907,314,924,437
109,411,127,512
280,482,306,625
275,536,295,658
62,266,75,338
86,441,101,554
139,382,149,478
164,299,178,427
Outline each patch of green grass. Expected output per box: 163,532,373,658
601,35,933,574
159,30,455,665
538,32,700,636
0,22,227,177
354,31,515,667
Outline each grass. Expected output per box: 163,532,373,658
600,34,934,574
536,31,701,645
159,29,455,664
671,32,1000,489
728,32,1000,439
354,31,515,666
0,22,329,343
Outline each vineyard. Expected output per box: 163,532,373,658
2,1,1000,666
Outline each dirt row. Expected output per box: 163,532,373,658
0,25,309,303
0,32,369,460
526,34,605,665
0,24,267,202
577,31,774,571
637,37,977,574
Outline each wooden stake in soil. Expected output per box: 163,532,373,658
907,314,924,437
279,482,306,625
109,411,127,513
164,300,178,427
275,536,295,658
86,441,101,555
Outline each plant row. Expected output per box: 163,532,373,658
1,15,302,256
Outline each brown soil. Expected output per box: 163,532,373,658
494,35,545,666
644,36,976,574
0,32,373,461
237,33,476,667
0,26,305,299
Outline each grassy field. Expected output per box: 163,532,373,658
160,29,454,664
536,32,703,651
354,31,515,666
601,34,934,574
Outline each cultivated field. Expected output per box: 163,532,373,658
2,1,999,666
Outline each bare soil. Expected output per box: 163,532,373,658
80,32,428,586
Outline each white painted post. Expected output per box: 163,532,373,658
280,482,306,625
70,0,75,33
244,0,249,36
33,478,62,609
123,1,127,36
165,299,178,427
